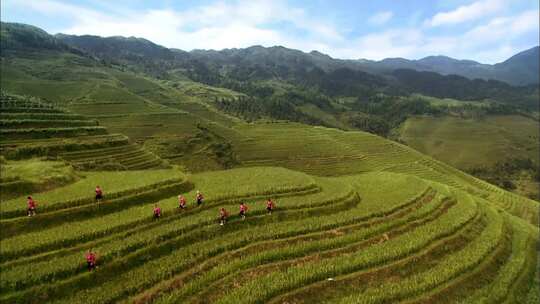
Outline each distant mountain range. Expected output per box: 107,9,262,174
1,22,538,108
357,47,539,86
51,29,539,87
2,22,537,87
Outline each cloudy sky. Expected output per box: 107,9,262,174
1,0,538,63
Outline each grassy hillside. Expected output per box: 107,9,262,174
0,92,168,170
398,115,539,168
398,115,540,199
0,158,78,200
1,112,538,303
1,21,539,303
0,162,538,303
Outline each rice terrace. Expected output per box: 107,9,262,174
0,1,539,303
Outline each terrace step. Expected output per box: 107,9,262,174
0,126,108,140
120,154,158,167
0,113,88,120
0,107,65,114
63,146,144,161
127,158,165,170
0,119,99,129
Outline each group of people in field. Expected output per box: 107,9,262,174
25,185,277,271
26,185,104,216
154,191,276,225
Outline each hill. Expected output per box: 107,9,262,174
0,22,75,53
3,22,535,111
398,114,540,199
493,46,540,86
0,92,168,171
54,28,538,106
56,31,540,86
1,123,539,303
1,21,539,303
357,46,540,86
2,22,539,195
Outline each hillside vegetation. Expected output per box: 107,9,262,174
0,21,539,303
0,162,538,303
0,92,169,170
398,115,540,199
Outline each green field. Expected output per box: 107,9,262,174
0,92,168,170
1,26,539,303
1,117,539,303
0,159,78,199
0,159,537,303
398,115,540,169
2,82,539,304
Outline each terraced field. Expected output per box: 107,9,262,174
1,97,538,303
0,166,537,303
229,122,540,225
0,93,167,170
2,20,538,303
398,115,540,168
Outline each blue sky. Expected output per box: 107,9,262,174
1,0,538,63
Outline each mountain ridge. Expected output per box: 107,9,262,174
67,35,540,86
2,22,536,110
2,21,536,85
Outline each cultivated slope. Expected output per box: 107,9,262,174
0,167,537,303
0,92,168,170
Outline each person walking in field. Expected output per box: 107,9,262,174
196,190,204,206
266,199,275,215
27,196,37,217
153,204,162,219
239,202,248,220
178,195,187,210
95,186,103,203
85,250,97,271
219,207,229,226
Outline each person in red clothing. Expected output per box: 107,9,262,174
219,207,229,226
239,202,248,220
27,196,37,217
153,204,162,219
95,186,103,203
85,250,97,271
266,199,275,215
178,195,187,210
196,190,204,206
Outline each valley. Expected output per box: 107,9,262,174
0,20,539,303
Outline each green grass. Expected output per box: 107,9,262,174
0,113,88,120
0,168,185,216
0,170,427,303
0,126,108,140
0,161,537,304
296,104,349,129
149,191,444,303
410,93,494,108
1,47,539,303
168,80,245,101
0,159,78,199
0,119,98,128
1,134,130,160
208,188,478,304
0,91,168,171
397,114,540,201
96,113,199,140
398,115,540,169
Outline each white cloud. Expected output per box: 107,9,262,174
339,8,538,63
426,0,504,26
368,11,394,26
463,10,539,44
7,0,343,51
3,0,538,63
